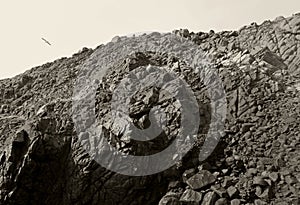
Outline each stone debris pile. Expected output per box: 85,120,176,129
0,13,300,205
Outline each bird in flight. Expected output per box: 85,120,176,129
0,151,6,167
41,38,52,46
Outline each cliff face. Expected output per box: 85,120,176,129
0,13,300,205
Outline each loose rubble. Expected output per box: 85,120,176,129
0,13,300,205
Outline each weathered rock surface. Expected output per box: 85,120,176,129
1,13,300,204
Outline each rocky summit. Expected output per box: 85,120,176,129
1,13,300,205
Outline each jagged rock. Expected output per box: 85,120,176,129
179,189,202,204
258,188,271,201
159,192,181,205
222,176,236,188
252,47,288,71
253,177,269,186
284,175,298,184
254,199,268,205
227,186,238,198
230,199,241,205
211,184,227,198
215,198,229,205
269,172,279,182
0,12,299,205
186,170,216,190
182,168,196,183
201,191,218,205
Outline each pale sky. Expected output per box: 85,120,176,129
1,0,299,79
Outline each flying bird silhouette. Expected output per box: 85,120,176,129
41,38,52,46
0,151,6,167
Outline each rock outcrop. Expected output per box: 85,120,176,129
1,13,300,204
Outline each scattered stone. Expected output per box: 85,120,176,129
201,191,218,205
179,189,202,205
159,192,181,205
284,175,298,185
253,177,269,186
230,199,241,205
258,188,271,201
227,186,238,198
211,184,227,198
222,176,235,188
255,186,263,197
226,157,235,166
254,199,268,205
1,12,300,205
183,168,196,183
269,172,279,182
246,168,258,176
215,198,229,205
186,170,216,190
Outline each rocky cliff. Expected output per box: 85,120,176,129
0,13,300,205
